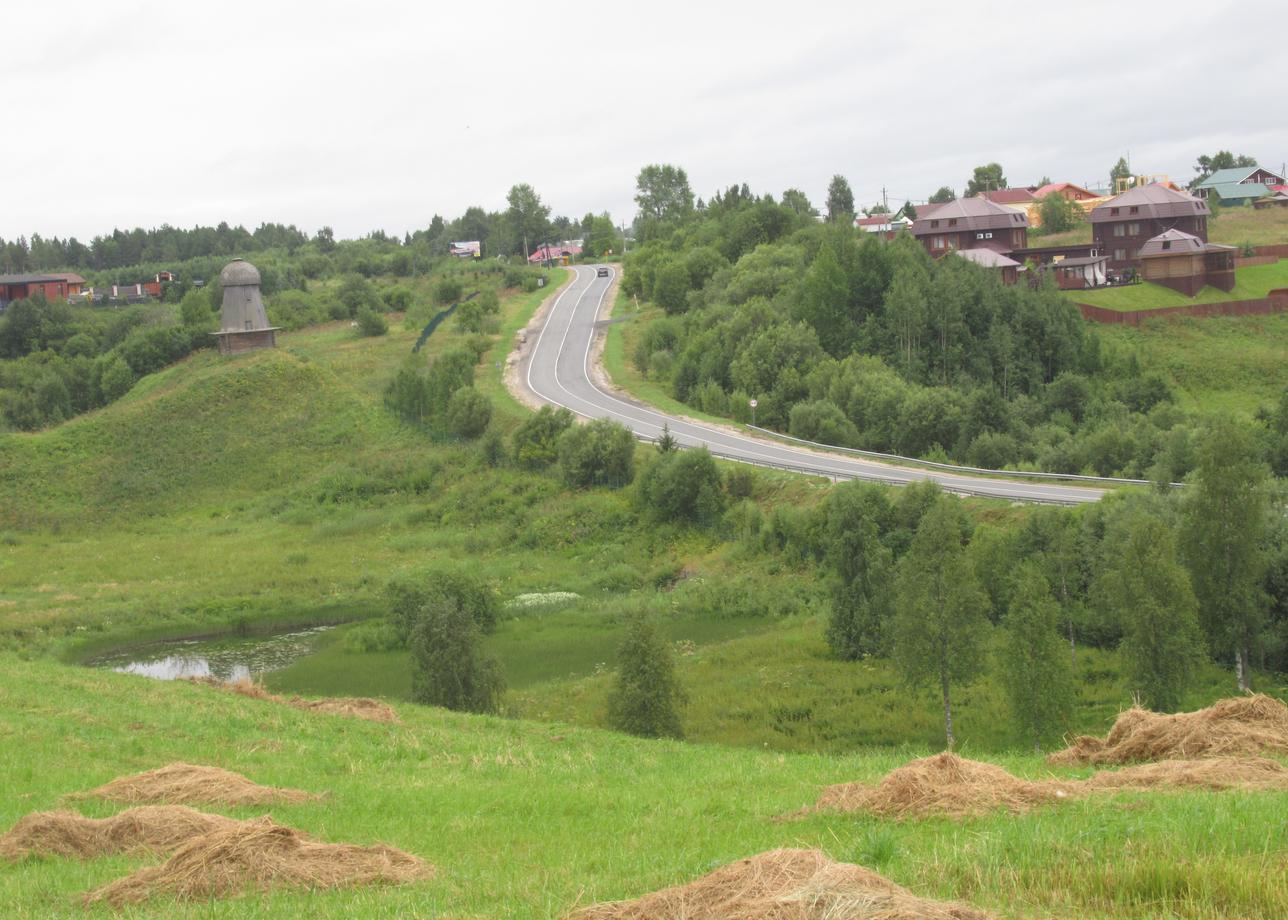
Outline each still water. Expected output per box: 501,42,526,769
89,625,336,682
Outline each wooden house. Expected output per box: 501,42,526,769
1089,184,1210,272
952,247,1021,285
0,272,87,309
910,196,1028,258
1136,229,1235,295
1194,166,1287,203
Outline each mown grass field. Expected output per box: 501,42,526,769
4,655,1288,919
1074,260,1288,311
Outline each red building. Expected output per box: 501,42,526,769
0,272,87,309
910,196,1029,257
1089,184,1210,272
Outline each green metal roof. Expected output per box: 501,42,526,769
1207,182,1272,201
1195,167,1261,188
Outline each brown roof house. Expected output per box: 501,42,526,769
911,197,1029,258
211,259,279,355
1089,184,1210,272
952,247,1022,285
1136,229,1235,296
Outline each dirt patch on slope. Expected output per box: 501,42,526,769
73,763,320,807
565,847,991,919
806,751,1288,819
1048,695,1288,765
187,676,400,724
0,806,242,861
83,817,431,907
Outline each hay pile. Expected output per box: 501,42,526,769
566,848,991,920
813,753,1075,819
186,677,400,724
1048,695,1288,765
74,763,319,806
808,751,1288,819
0,806,243,861
1082,756,1288,791
83,817,431,907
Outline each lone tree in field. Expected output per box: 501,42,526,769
1001,562,1075,750
409,596,505,714
889,493,991,748
1180,419,1270,692
1096,510,1203,712
607,612,684,738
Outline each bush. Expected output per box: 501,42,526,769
337,273,379,317
387,569,500,644
788,399,860,446
382,286,413,311
652,259,692,315
513,405,575,468
433,276,465,305
557,418,636,487
637,447,724,525
409,597,504,713
606,612,684,738
356,306,388,336
445,387,492,440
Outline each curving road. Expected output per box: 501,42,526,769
519,266,1105,505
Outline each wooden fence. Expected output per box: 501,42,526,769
1236,255,1279,268
1254,244,1288,259
1078,291,1288,326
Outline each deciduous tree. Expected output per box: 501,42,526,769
1001,563,1075,750
825,175,855,225
607,612,684,738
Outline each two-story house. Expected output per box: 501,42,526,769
1088,184,1210,273
910,197,1029,258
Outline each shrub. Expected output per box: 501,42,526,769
606,612,684,738
409,597,504,713
337,273,380,316
387,569,500,644
445,387,492,440
433,276,465,305
557,418,636,487
637,447,724,525
382,286,413,311
479,428,506,467
652,259,691,315
512,405,575,468
356,306,388,337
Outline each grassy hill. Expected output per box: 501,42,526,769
4,653,1287,919
1073,260,1288,312
1035,205,1288,249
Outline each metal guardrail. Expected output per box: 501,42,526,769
631,433,1087,505
744,425,1176,489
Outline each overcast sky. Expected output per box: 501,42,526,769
5,0,1284,241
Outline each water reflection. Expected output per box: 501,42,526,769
91,625,335,682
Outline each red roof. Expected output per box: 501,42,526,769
1033,182,1099,200
528,243,582,263
982,188,1036,205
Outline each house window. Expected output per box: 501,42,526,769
932,236,945,250
1113,249,1127,262
948,218,957,226
1161,240,1171,250
930,220,939,228
1127,223,1140,235
1111,207,1119,215
1129,206,1138,214
1113,225,1126,237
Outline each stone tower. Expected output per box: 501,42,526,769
212,258,279,354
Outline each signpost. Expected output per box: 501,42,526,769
749,397,758,427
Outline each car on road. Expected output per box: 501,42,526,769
596,267,609,277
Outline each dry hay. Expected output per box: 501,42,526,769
1082,756,1288,791
807,751,1288,820
566,848,991,920
0,806,243,861
812,752,1076,819
1048,695,1288,765
74,763,320,807
83,817,431,907
186,676,400,724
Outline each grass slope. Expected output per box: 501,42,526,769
4,655,1288,919
1037,206,1288,249
1074,260,1288,311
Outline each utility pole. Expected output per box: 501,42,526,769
882,186,888,214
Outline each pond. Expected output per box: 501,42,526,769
89,625,337,682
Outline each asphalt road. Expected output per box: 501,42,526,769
521,265,1105,505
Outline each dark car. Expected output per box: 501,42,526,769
596,267,610,277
